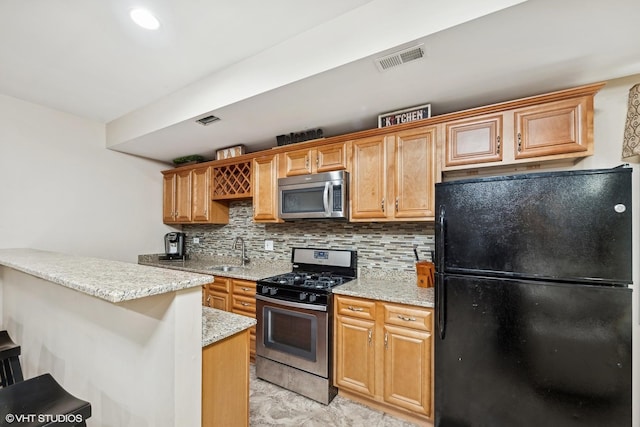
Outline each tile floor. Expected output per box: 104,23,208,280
249,366,422,426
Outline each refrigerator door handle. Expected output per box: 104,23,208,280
436,273,446,339
437,205,446,270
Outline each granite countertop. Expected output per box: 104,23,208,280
202,307,256,348
0,248,213,303
333,277,434,308
138,253,291,282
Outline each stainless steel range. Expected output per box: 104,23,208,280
255,247,357,404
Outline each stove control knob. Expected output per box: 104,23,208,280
269,287,277,296
260,285,269,294
309,294,317,303
299,292,308,301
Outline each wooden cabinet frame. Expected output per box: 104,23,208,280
334,295,433,424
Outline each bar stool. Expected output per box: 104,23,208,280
0,330,23,387
0,373,91,426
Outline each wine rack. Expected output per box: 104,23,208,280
212,161,252,199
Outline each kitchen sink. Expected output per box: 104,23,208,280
208,265,243,272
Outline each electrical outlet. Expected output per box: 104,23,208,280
193,237,200,244
264,240,274,251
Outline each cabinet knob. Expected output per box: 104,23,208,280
348,306,364,312
368,329,372,346
397,314,416,322
381,198,385,212
496,135,501,154
384,331,388,349
395,197,399,212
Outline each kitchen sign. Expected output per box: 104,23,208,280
378,103,431,128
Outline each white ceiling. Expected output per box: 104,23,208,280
2,0,639,165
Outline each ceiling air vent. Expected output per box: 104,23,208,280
196,115,220,126
375,44,425,72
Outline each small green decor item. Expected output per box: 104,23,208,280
172,154,206,166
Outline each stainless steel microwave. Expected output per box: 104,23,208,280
278,171,348,220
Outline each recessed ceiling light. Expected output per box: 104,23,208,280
130,8,160,30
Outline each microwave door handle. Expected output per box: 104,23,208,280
323,182,331,217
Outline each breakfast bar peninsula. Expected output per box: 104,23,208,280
0,248,213,426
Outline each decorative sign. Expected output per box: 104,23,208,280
378,103,431,128
276,128,324,146
216,145,245,160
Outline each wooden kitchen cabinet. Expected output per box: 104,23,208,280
252,154,282,222
334,295,433,424
350,125,437,221
202,327,251,427
279,141,349,177
162,166,228,224
191,165,229,223
442,83,602,174
163,169,192,223
203,276,257,361
204,277,231,311
444,114,504,167
334,297,377,397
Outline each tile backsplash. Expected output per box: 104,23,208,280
183,200,434,274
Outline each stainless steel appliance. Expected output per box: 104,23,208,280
256,247,357,404
161,232,186,260
278,171,348,220
435,167,632,427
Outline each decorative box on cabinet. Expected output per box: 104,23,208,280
350,126,437,222
334,295,433,424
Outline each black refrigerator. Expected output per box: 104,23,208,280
434,167,633,427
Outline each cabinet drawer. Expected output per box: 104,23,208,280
232,294,256,315
336,296,376,320
232,279,256,296
383,303,432,332
210,277,230,292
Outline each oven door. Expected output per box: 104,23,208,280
256,294,329,378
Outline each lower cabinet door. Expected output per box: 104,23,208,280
334,315,376,397
383,324,432,416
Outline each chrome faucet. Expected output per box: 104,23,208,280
233,237,249,266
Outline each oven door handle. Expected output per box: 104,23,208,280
256,294,328,312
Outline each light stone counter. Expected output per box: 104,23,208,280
0,248,213,303
0,248,207,426
202,306,256,348
139,253,291,282
333,277,434,308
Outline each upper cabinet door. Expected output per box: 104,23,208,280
394,126,437,219
252,155,281,222
316,142,348,173
191,166,211,222
280,142,348,177
444,114,503,167
281,149,313,176
162,173,176,223
174,169,193,223
351,135,389,220
514,96,590,159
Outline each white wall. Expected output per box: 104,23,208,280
576,73,640,426
0,94,174,262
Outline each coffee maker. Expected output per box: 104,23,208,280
161,232,186,260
